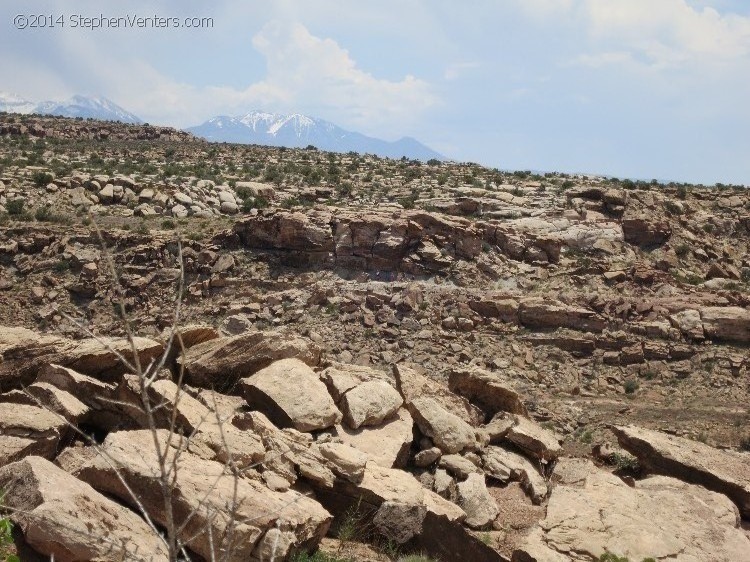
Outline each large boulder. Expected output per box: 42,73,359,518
699,306,750,343
339,379,403,429
179,330,320,390
407,397,479,454
613,424,750,518
0,325,163,387
240,358,342,432
395,363,483,425
0,457,169,561
58,429,332,561
0,403,67,466
504,415,561,462
512,461,750,562
456,473,499,529
335,407,414,468
448,367,527,417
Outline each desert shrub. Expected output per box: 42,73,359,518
623,379,639,394
32,171,54,188
5,199,25,216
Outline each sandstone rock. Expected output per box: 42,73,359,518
0,326,163,387
407,396,478,454
512,462,750,562
35,363,116,413
59,429,332,561
505,415,561,462
0,403,67,466
482,445,548,504
179,330,320,390
518,298,606,332
10,381,89,423
699,306,750,343
163,323,220,349
613,424,750,517
414,447,442,467
235,411,336,488
339,379,403,429
439,454,482,480
622,215,672,247
318,442,368,483
669,309,705,341
395,363,483,426
335,407,413,468
0,456,169,561
372,501,427,544
448,367,527,417
457,473,499,529
116,376,265,467
241,358,342,432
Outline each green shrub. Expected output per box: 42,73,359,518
623,379,639,394
32,171,54,188
5,199,24,216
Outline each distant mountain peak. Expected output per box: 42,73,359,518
187,109,443,161
0,92,142,124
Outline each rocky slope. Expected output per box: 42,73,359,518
0,114,749,561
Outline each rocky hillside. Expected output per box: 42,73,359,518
0,114,749,561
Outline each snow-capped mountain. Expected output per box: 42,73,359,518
187,111,444,161
0,92,36,114
0,93,142,124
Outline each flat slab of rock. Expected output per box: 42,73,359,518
179,329,320,390
335,407,413,468
448,367,527,417
613,424,750,517
0,325,163,387
0,456,168,561
0,403,67,466
505,415,561,462
699,306,750,343
512,462,750,562
241,358,342,432
59,429,332,561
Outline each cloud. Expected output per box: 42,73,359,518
584,0,750,66
246,21,437,131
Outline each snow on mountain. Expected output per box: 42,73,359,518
187,110,444,161
0,92,37,114
0,93,142,124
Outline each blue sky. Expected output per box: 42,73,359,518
1,0,749,184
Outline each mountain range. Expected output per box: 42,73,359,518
0,93,142,124
186,111,443,160
0,93,443,160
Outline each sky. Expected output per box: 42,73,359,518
1,0,749,185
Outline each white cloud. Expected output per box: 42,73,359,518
584,0,750,65
246,21,437,131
